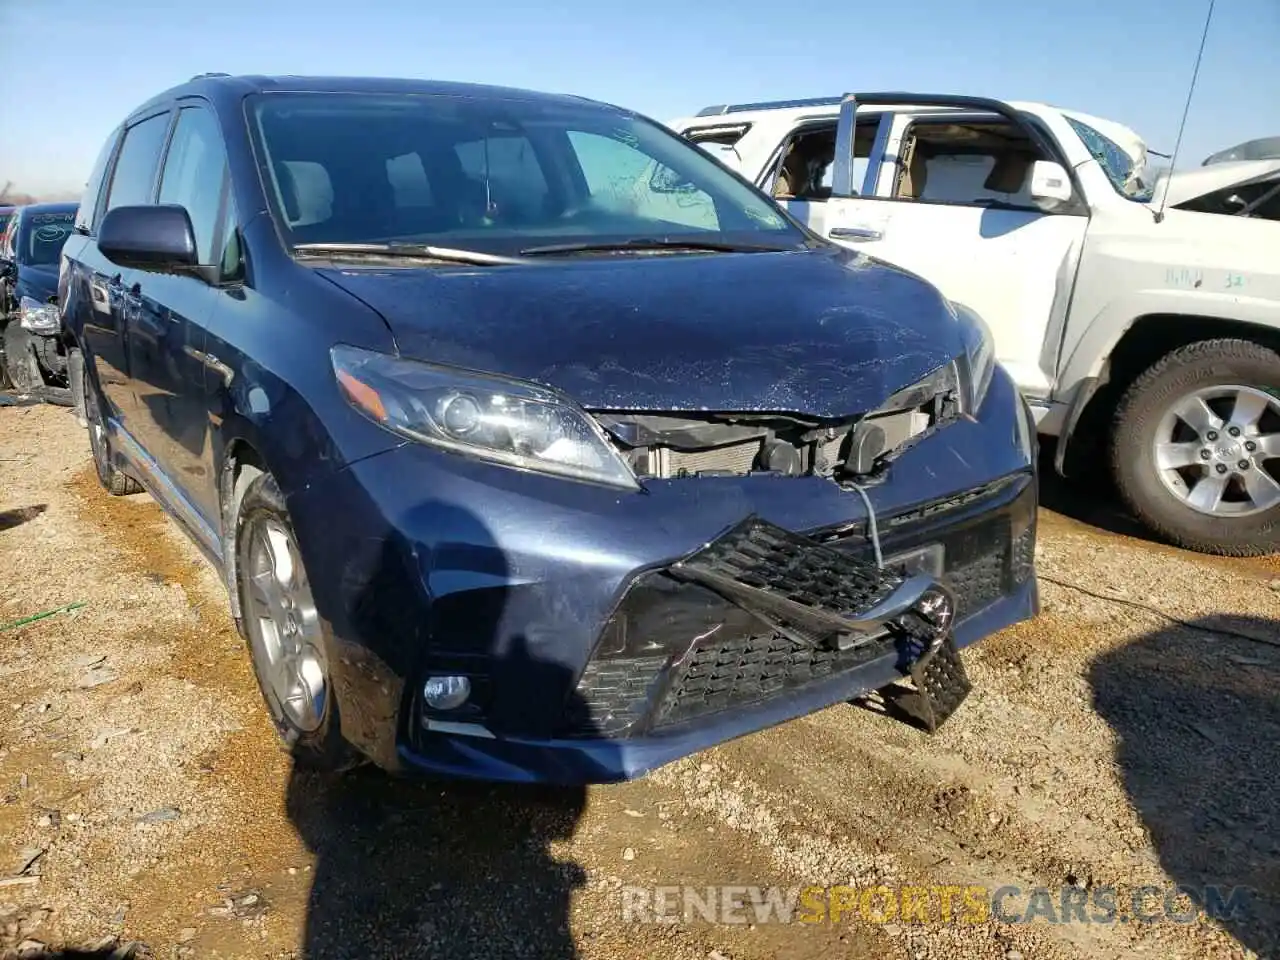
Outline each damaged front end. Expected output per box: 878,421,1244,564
0,295,72,405
594,359,965,483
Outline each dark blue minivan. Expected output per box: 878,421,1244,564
60,75,1038,784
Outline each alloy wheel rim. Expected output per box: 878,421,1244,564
1153,384,1280,517
243,518,328,733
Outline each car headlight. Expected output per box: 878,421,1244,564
19,296,60,335
950,302,996,413
331,345,640,490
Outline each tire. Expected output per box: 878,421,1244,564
1111,338,1280,556
234,470,358,772
79,349,143,496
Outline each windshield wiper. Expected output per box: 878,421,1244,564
292,242,526,266
519,237,791,257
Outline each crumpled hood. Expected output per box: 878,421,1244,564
318,247,964,417
15,264,59,304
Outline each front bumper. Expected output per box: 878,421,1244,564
286,367,1039,783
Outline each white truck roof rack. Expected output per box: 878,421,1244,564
694,96,843,117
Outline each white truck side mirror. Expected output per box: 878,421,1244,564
1029,160,1073,209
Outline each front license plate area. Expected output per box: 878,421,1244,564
886,542,945,578
876,636,971,733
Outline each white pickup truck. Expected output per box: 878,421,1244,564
667,93,1280,556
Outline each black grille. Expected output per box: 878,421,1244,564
674,517,903,619
560,656,668,738
558,477,1036,740
945,540,1008,618
1011,523,1036,585
654,626,895,728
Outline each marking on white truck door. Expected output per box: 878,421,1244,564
1165,267,1204,289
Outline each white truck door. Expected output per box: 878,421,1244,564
824,95,1090,400
754,112,889,248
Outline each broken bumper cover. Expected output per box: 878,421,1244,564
286,366,1039,784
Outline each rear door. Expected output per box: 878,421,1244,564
83,109,173,424
825,95,1090,399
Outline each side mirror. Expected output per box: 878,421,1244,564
1028,161,1073,209
98,204,198,272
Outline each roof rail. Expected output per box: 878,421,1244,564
189,72,231,81
694,96,843,117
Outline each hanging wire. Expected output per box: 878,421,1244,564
483,128,494,218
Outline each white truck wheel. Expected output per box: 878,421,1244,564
1111,338,1280,556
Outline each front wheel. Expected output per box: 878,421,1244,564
234,470,358,771
1111,338,1280,556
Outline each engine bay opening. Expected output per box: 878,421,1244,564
593,385,960,482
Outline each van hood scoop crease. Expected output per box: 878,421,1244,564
317,249,964,416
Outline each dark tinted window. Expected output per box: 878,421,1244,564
105,112,171,212
77,132,119,234
20,210,77,265
158,107,228,264
249,92,797,254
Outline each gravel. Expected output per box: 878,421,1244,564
1,402,1276,959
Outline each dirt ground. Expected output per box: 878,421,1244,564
0,401,1277,960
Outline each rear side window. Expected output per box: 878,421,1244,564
104,112,172,212
158,107,229,264
76,133,119,235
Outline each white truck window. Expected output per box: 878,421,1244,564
1064,116,1152,201
769,118,878,200
891,119,1045,210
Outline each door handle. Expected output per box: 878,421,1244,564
830,226,884,242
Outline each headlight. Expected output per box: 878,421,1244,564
331,345,640,490
951,302,996,413
874,359,963,415
19,296,60,335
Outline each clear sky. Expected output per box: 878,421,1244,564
1,0,1275,196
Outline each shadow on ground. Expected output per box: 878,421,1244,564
0,504,46,532
277,494,616,959
1090,615,1280,955
1036,441,1157,542
288,769,589,959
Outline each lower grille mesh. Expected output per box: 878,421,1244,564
945,544,1008,619
559,478,1035,740
675,517,903,619
655,626,895,727
560,656,668,739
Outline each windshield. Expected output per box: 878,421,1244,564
249,92,801,256
19,210,76,265
1065,116,1153,202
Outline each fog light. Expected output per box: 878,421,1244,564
900,584,956,641
916,586,956,637
422,675,471,711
